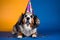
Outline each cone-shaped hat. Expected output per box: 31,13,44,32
25,0,33,14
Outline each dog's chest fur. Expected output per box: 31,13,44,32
19,24,36,36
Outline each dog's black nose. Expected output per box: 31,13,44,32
27,17,30,20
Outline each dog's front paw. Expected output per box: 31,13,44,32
17,35,22,38
32,34,37,37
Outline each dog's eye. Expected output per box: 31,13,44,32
31,15,33,18
24,15,27,17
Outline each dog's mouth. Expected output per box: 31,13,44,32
26,20,30,25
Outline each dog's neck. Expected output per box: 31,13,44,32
23,24,32,30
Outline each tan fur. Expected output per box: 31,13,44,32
18,32,23,36
36,18,40,25
32,32,36,35
22,19,25,24
30,18,34,28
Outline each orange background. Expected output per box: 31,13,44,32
0,0,29,32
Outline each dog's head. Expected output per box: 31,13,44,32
18,12,40,28
22,12,34,24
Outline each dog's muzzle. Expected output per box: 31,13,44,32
26,20,30,25
26,17,30,25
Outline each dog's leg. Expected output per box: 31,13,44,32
12,27,17,35
32,28,37,37
17,32,23,38
32,32,37,37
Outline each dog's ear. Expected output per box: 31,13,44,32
34,15,40,26
17,13,25,25
13,13,25,32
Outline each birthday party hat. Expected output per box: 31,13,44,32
25,0,33,13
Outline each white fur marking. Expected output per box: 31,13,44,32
32,34,37,37
17,35,22,38
19,24,37,37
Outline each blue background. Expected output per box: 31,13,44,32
31,0,60,34
0,0,60,40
